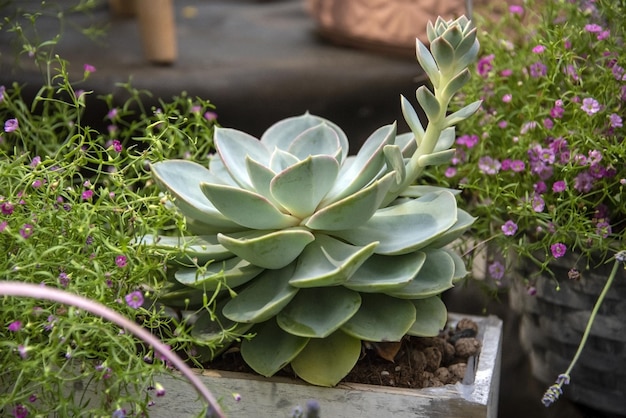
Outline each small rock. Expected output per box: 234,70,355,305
411,350,426,374
423,346,442,372
455,318,478,334
434,367,452,384
443,342,456,362
454,338,481,358
448,362,467,379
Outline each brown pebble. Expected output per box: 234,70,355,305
455,318,478,334
454,337,481,358
449,362,467,379
411,350,426,375
423,346,442,372
443,342,456,362
434,367,452,384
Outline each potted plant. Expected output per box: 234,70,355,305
143,13,502,417
1,2,503,416
428,0,626,414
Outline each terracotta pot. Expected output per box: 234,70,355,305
509,253,626,415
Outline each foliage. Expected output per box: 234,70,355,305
432,0,626,283
149,17,480,387
0,4,223,413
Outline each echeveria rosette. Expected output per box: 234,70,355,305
149,16,479,387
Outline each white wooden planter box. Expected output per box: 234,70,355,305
148,314,502,418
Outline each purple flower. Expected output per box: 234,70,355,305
125,290,144,309
502,93,512,103
444,167,457,178
204,111,217,121
30,156,41,167
12,404,28,418
609,113,623,128
584,23,603,33
456,134,479,148
573,171,594,192
581,98,600,115
19,224,34,239
510,160,526,172
107,108,118,119
532,45,545,54
488,261,505,280
509,5,524,15
8,320,22,332
550,105,564,119
532,195,545,212
115,255,128,268
477,54,495,77
527,286,537,296
595,219,611,238
1,201,14,215
112,139,123,153
552,180,566,192
529,61,547,78
83,63,96,73
155,383,166,397
4,118,18,132
550,243,567,258
534,181,547,194
478,156,501,174
18,345,28,359
501,220,518,236
58,272,70,287
0,220,8,232
81,189,93,200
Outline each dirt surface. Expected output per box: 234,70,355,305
205,318,481,389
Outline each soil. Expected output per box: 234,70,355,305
205,317,481,389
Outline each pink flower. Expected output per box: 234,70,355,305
584,24,603,33
115,255,128,268
8,320,22,332
502,94,512,103
488,261,505,280
550,243,567,258
552,180,566,192
532,195,545,212
83,63,96,73
509,5,524,15
112,140,123,153
477,54,495,77
19,224,34,239
501,220,518,236
1,201,14,215
0,220,8,232
532,45,546,54
478,156,501,174
204,111,217,121
81,189,94,200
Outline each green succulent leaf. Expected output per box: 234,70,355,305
217,228,315,269
214,127,270,189
222,263,299,323
333,191,458,255
200,182,300,229
444,99,482,127
416,85,441,120
416,39,440,89
431,36,455,72
443,248,469,282
442,68,472,99
427,208,476,248
417,149,456,167
151,160,242,231
399,185,461,198
287,123,342,161
245,156,279,206
304,171,395,231
400,95,424,144
290,330,361,387
341,293,416,342
321,123,396,205
288,235,378,288
139,234,232,264
407,296,448,337
174,257,263,290
270,155,339,219
395,132,418,157
269,147,300,174
385,249,455,299
344,252,426,292
383,145,406,192
277,286,361,338
434,127,456,152
261,113,350,164
241,319,309,377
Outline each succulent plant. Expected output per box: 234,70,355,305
148,16,480,386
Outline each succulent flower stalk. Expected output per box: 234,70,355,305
148,16,480,387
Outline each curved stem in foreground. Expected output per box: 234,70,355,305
0,281,225,418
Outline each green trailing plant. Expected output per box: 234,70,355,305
149,16,481,387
